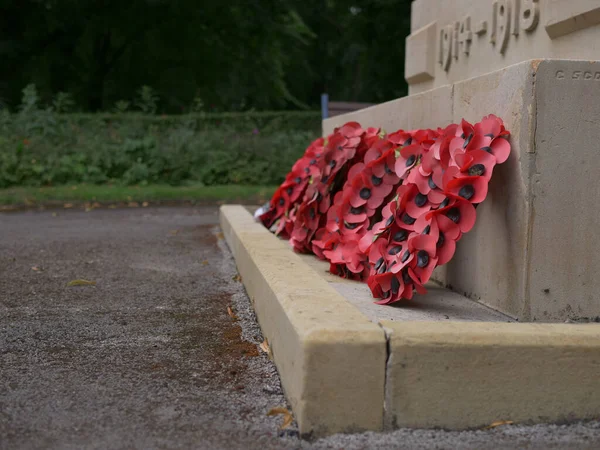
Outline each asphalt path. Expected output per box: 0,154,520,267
1,207,599,449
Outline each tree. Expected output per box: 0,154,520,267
0,0,411,111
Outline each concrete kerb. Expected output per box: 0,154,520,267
383,321,600,430
219,205,387,437
220,205,600,435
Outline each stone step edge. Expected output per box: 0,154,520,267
219,205,387,437
219,204,600,436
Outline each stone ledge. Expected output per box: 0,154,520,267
220,205,600,435
383,321,600,429
219,205,387,437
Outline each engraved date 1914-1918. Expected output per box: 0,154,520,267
439,0,540,72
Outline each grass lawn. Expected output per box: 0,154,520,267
0,184,276,209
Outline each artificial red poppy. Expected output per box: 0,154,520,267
450,149,497,182
260,116,512,305
407,234,438,284
444,175,489,204
474,114,506,139
427,195,477,233
487,136,511,164
397,183,433,218
394,143,422,179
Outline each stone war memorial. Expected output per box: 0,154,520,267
221,0,600,438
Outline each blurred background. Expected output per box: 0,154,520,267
0,0,411,206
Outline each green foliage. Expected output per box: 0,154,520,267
0,107,319,188
135,86,159,114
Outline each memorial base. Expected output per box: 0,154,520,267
324,59,600,323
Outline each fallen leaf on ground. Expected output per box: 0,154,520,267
227,306,238,320
142,202,149,207
63,203,74,209
31,266,42,272
216,232,224,240
67,279,96,287
259,339,273,359
483,420,514,429
267,407,293,429
169,230,179,236
232,274,242,282
128,202,139,208
202,260,209,265
52,212,58,217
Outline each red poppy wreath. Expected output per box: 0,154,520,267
257,116,511,304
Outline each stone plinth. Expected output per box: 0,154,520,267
407,0,600,93
323,59,600,322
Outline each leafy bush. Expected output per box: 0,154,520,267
0,85,320,188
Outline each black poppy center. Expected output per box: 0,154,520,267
437,232,445,248
309,208,316,219
304,167,310,174
428,176,437,190
393,230,408,242
423,225,431,235
345,221,359,230
374,257,384,271
384,164,393,175
458,184,475,200
415,193,427,207
401,250,410,263
439,197,450,209
322,175,329,183
378,262,387,274
388,245,402,256
350,206,364,215
402,270,411,284
329,160,336,168
295,177,301,184
310,159,317,165
446,207,461,223
278,198,285,206
468,164,485,176
402,213,416,225
371,175,383,186
405,155,416,167
359,188,372,200
286,187,293,195
403,137,412,146
386,215,394,227
391,277,400,294
481,146,492,153
417,250,429,268
463,133,473,149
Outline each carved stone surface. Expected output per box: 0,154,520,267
545,0,600,38
406,0,600,93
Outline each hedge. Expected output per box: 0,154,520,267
0,110,321,187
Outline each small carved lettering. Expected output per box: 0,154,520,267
555,70,600,80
